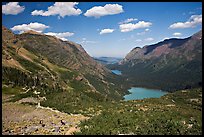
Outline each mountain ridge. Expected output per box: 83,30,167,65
2,26,202,135
2,25,126,109
108,30,202,92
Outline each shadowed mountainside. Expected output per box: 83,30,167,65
108,30,202,92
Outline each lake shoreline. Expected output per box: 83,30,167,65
123,87,168,101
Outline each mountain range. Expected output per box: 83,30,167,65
2,26,202,135
108,30,202,92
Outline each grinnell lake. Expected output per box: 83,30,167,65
124,87,168,101
111,69,167,100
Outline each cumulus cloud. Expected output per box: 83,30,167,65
119,18,138,24
11,22,49,33
99,29,114,35
44,32,74,41
144,37,154,41
2,2,25,15
119,21,152,32
169,14,202,29
84,4,124,18
173,32,182,36
31,2,82,18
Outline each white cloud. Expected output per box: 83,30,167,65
173,32,182,36
11,22,49,33
99,29,114,35
119,21,152,32
31,2,82,18
169,14,202,29
136,39,142,42
119,18,138,24
45,32,74,41
145,28,149,31
84,4,124,18
144,37,154,41
2,2,25,15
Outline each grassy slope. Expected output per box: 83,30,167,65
76,88,202,135
4,86,201,135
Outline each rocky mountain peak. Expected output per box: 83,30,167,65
23,30,44,35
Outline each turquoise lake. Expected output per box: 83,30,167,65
124,87,167,101
111,70,122,75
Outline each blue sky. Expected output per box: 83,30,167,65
2,2,202,57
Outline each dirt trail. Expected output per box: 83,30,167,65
2,95,89,135
65,126,80,135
